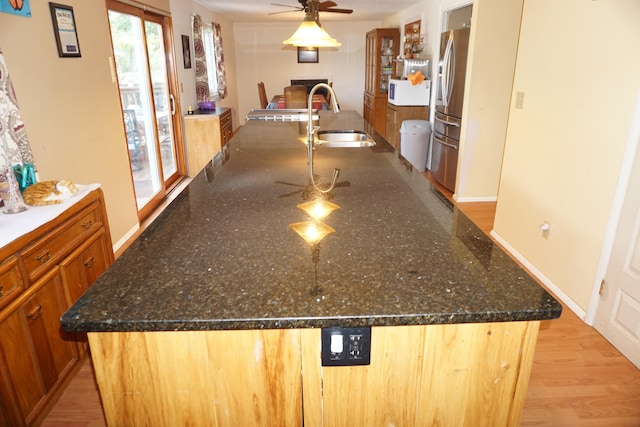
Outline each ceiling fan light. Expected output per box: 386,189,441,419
283,16,341,47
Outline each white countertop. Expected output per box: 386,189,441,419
0,183,100,249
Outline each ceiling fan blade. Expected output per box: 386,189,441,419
322,8,353,13
268,10,300,15
319,1,337,7
271,2,302,9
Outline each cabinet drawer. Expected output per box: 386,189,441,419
21,202,102,283
0,257,24,310
219,109,232,125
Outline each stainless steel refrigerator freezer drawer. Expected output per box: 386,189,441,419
430,132,458,192
434,111,462,141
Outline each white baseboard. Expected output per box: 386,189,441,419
489,229,587,321
453,194,498,203
112,223,140,254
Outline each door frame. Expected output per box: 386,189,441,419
106,0,186,222
586,89,640,325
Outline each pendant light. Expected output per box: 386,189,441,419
283,0,341,47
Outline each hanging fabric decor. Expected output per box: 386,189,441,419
212,22,227,99
192,14,210,103
0,48,36,177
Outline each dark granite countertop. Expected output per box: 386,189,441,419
62,111,561,332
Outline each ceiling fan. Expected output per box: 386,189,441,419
270,0,353,16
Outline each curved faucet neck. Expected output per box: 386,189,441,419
307,82,340,194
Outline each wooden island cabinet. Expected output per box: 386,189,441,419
88,321,539,426
0,187,113,426
62,113,561,427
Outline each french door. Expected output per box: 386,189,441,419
107,1,184,219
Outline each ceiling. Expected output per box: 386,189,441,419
194,0,423,23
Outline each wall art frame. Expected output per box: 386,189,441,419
297,47,319,64
181,35,192,69
49,2,81,57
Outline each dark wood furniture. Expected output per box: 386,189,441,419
364,28,400,138
0,188,113,427
257,82,268,109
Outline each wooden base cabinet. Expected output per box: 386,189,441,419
88,321,540,426
0,189,113,426
386,104,429,151
184,107,233,177
0,270,78,426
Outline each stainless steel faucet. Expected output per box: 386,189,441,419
307,83,340,193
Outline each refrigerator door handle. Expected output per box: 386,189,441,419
435,114,461,127
433,133,458,149
442,35,455,107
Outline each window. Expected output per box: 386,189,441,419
202,22,218,98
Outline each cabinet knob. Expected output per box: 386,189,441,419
84,256,96,268
36,249,51,263
0,285,3,297
81,219,94,229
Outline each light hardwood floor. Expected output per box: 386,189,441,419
41,174,640,427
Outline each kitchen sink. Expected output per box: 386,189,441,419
315,130,376,147
245,109,319,122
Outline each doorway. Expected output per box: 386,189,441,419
107,0,184,220
592,91,640,369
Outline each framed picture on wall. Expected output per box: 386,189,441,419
297,47,319,64
49,2,81,57
182,35,192,69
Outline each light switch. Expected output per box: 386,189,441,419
330,334,344,353
321,327,371,366
515,91,525,109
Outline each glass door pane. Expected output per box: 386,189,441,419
144,20,178,181
109,10,161,209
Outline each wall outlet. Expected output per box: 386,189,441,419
321,327,371,366
540,221,550,238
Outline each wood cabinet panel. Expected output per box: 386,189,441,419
0,189,113,427
386,104,429,151
59,230,111,306
21,201,102,284
0,257,24,310
321,322,539,427
0,270,79,426
219,108,233,147
89,329,303,427
89,322,540,427
184,108,233,177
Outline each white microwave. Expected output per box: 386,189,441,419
388,79,431,106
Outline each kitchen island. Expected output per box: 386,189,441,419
62,111,561,426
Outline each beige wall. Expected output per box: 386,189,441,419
493,0,640,312
0,0,240,249
455,0,522,201
0,1,138,246
169,0,240,124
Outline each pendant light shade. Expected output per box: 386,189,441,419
283,8,341,47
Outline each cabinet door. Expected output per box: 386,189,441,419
59,230,111,305
0,257,24,311
220,109,233,147
0,269,79,425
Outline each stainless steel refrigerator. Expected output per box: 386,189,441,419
431,27,470,192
